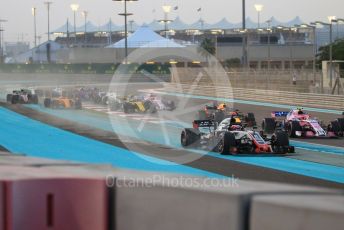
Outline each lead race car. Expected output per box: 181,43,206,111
181,117,295,155
262,108,341,138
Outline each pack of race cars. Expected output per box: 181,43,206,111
6,88,82,110
182,103,294,155
5,88,343,156
71,87,176,114
181,104,344,155
5,87,176,114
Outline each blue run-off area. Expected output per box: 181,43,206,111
0,107,224,178
22,105,344,184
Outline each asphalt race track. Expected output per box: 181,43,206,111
0,102,343,189
0,78,343,189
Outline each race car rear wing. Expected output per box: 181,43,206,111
271,111,289,118
193,120,214,129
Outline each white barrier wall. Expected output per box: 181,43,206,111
0,153,343,230
250,195,344,230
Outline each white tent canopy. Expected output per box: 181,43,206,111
52,16,307,33
106,26,184,48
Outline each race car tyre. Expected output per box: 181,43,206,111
6,94,12,103
11,95,19,104
214,111,225,123
181,128,200,147
274,131,290,146
123,102,135,114
101,96,108,105
219,132,236,155
272,131,290,154
74,99,82,110
246,113,256,126
167,101,176,111
286,121,302,138
198,110,207,120
144,101,157,114
109,101,122,111
163,100,176,111
123,103,130,113
329,120,341,136
44,98,51,108
31,95,39,104
93,95,101,104
262,118,276,133
51,100,61,109
337,118,344,132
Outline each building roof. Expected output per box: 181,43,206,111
75,21,99,33
52,16,307,33
107,26,184,48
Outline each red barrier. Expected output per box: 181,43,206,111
0,182,5,230
0,166,108,230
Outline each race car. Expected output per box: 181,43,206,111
92,91,110,105
181,118,295,155
43,97,82,110
262,108,338,138
122,96,157,114
51,87,64,97
142,93,176,111
108,94,124,111
73,87,100,101
197,103,256,126
6,89,39,104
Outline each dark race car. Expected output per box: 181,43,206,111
197,103,256,126
181,118,294,155
6,89,39,104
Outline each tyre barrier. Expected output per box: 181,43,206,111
0,151,343,230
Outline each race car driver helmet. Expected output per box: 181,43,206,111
297,109,304,115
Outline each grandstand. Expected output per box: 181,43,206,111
8,16,333,68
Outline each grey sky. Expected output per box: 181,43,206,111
1,0,343,44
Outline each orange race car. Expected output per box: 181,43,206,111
43,97,82,110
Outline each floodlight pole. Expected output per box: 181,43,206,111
312,26,317,83
82,11,88,44
44,2,53,41
242,0,248,67
0,28,3,64
0,19,7,64
124,1,128,60
114,0,137,64
70,4,79,45
329,22,333,88
109,18,112,45
313,20,335,90
32,8,37,48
